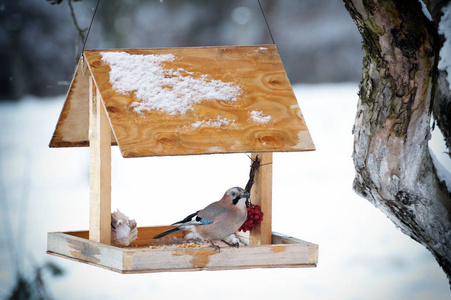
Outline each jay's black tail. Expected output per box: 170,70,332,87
153,226,181,239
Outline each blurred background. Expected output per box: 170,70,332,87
1,0,451,299
0,0,362,100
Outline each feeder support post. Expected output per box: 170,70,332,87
249,152,273,245
89,77,111,244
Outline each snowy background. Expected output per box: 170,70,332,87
1,83,450,299
1,0,363,99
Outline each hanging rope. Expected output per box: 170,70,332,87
80,0,273,60
81,0,101,60
257,0,276,45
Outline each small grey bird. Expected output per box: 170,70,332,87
153,187,250,251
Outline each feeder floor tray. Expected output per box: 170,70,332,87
47,226,318,273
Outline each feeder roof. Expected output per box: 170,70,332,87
50,45,315,157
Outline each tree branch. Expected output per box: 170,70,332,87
67,0,87,63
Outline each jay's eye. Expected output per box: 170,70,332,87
230,191,237,198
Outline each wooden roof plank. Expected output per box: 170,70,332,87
49,59,90,147
49,59,117,148
51,45,315,157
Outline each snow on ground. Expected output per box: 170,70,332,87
0,83,450,299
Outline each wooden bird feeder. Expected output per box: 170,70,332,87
47,45,318,273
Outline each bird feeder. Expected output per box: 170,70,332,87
47,45,318,273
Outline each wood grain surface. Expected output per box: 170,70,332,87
47,228,318,273
49,59,117,147
249,153,273,246
50,45,315,157
88,79,111,244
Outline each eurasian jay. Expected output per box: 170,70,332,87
153,187,250,251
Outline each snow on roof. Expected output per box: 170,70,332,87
190,116,235,128
101,52,241,116
250,110,271,124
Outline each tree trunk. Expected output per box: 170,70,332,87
343,0,451,285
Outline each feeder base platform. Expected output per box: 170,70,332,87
47,226,318,273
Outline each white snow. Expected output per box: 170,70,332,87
101,52,241,115
250,110,271,123
419,0,433,21
430,148,451,193
191,116,235,128
439,3,451,90
1,84,450,299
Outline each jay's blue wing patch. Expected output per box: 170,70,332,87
200,218,214,225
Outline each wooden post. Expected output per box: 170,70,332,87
89,77,111,244
249,152,272,245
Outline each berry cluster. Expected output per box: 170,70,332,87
238,204,264,232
